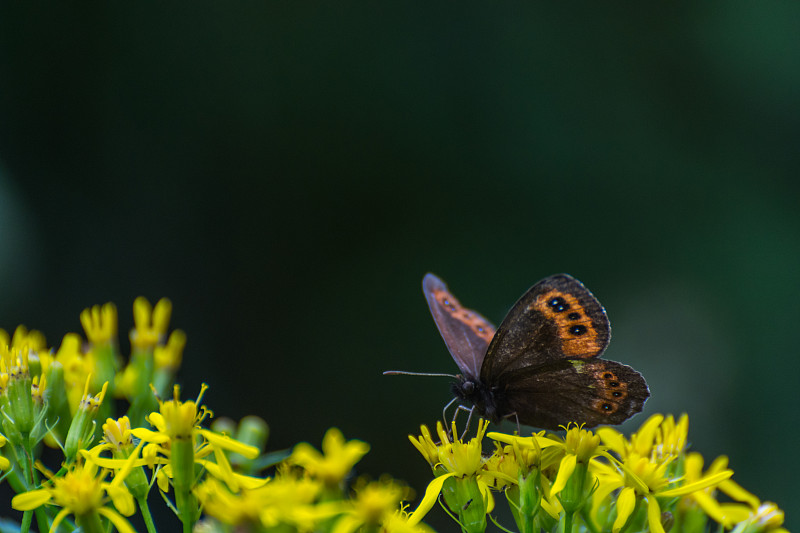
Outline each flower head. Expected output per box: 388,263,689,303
592,415,734,533
80,302,118,346
290,427,370,488
132,384,260,493
409,420,493,532
12,461,136,533
130,297,172,349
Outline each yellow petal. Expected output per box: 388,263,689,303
478,481,495,513
719,478,760,508
550,454,576,496
157,468,171,493
646,496,665,533
11,489,52,511
658,470,732,498
48,508,71,533
408,473,455,526
332,514,363,533
98,506,137,533
540,496,562,520
131,427,170,444
107,484,136,517
633,414,664,455
200,429,260,459
613,487,636,533
596,427,626,455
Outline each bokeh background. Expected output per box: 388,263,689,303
1,2,799,530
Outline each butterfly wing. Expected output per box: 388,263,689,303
481,274,610,380
499,359,649,429
480,274,648,428
423,273,496,379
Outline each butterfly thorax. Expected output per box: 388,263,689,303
451,375,506,424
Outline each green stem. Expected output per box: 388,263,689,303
21,510,32,533
76,511,106,533
562,511,574,533
34,508,49,533
138,497,159,533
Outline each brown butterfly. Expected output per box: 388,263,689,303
418,273,649,430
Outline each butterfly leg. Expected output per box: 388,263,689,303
441,396,459,430
455,405,475,440
499,411,521,435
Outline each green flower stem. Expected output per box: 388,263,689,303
562,510,574,533
172,438,198,533
21,510,32,533
75,511,106,533
35,508,53,533
517,471,541,533
138,497,159,533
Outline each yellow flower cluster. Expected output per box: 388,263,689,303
409,415,789,533
0,299,271,533
0,298,429,533
195,427,432,533
0,296,790,533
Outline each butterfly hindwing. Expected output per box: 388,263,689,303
480,274,611,384
423,273,496,379
500,359,649,429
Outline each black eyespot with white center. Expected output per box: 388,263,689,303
548,296,570,312
569,325,587,336
567,312,581,320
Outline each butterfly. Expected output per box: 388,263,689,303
421,273,649,430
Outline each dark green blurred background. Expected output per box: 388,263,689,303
1,2,798,529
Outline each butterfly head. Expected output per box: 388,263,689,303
451,375,503,424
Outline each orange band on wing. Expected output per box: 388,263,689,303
533,290,601,357
433,289,495,342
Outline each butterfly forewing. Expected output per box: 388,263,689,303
480,274,611,384
423,273,496,378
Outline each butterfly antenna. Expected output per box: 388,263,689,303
382,370,458,378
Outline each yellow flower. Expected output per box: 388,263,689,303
54,333,91,415
597,413,664,461
731,501,789,533
332,477,410,533
486,431,563,520
130,297,172,349
680,452,757,527
154,329,186,371
132,384,260,492
31,374,47,405
593,440,732,533
382,503,435,533
653,413,689,461
546,424,603,498
409,420,494,531
408,423,439,467
290,427,370,488
195,469,343,530
64,377,110,459
11,461,136,533
80,302,118,346
9,325,47,353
